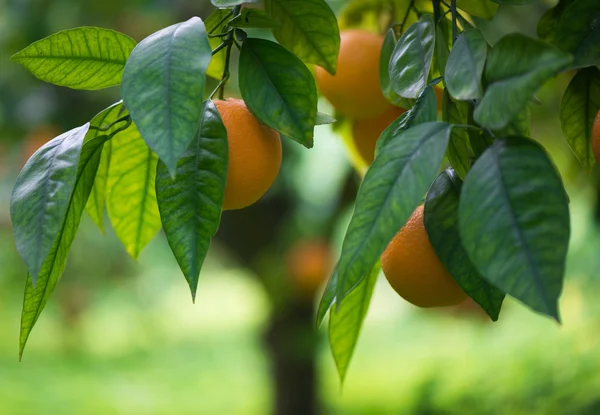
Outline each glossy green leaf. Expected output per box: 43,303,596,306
553,0,600,67
389,14,435,99
375,86,437,157
380,27,412,108
560,67,600,173
10,124,89,281
537,0,576,42
330,263,379,382
106,123,161,259
317,267,338,327
442,90,473,180
122,17,212,175
19,133,108,359
459,138,570,320
445,29,487,100
265,0,339,75
228,8,279,28
474,33,572,130
239,38,317,147
85,102,129,232
456,0,498,19
424,169,505,321
11,27,136,90
336,122,452,304
156,101,228,299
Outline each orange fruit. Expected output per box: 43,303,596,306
352,105,406,164
315,30,390,120
214,98,282,210
592,109,600,167
381,205,467,307
286,239,333,299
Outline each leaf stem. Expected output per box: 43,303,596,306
208,11,233,34
209,5,242,101
450,0,458,43
400,0,416,33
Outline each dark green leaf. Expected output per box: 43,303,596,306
156,101,228,299
424,169,505,321
106,123,161,259
11,27,136,90
553,0,600,68
434,17,452,76
442,90,473,180
265,0,339,75
459,138,570,320
228,8,280,28
474,33,572,130
315,112,336,125
389,14,435,99
336,122,452,304
330,262,379,382
11,124,89,281
456,0,498,19
380,27,412,108
85,102,129,232
19,133,108,359
537,0,576,42
239,38,317,147
122,17,212,175
490,0,536,4
445,29,487,100
495,106,531,137
560,67,600,173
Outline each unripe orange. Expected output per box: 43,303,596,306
381,205,467,307
352,105,406,164
315,30,390,120
214,99,282,211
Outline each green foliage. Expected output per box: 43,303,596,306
459,139,570,320
456,0,498,20
474,33,572,130
380,27,412,108
239,38,318,147
445,29,487,100
11,27,136,90
265,0,340,75
442,91,474,180
122,17,212,175
227,8,280,28
560,67,600,174
155,101,228,300
389,14,435,99
424,169,505,321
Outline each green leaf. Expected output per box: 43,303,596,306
424,169,505,321
434,17,452,76
122,17,212,175
85,102,129,232
374,86,437,157
19,133,108,359
490,0,535,4
380,27,413,108
11,27,136,90
156,101,228,299
495,106,531,137
560,67,600,173
265,0,339,75
10,124,89,281
389,14,435,99
442,90,473,180
330,262,379,382
553,0,600,68
537,0,576,42
317,267,338,327
445,29,487,100
211,0,257,7
315,112,336,125
239,38,317,147
227,8,280,28
106,123,161,259
336,122,452,304
456,0,498,19
206,8,232,32
459,138,570,320
474,33,572,130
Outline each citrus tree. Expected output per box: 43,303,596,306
8,0,600,383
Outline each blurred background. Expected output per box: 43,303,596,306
2,0,600,414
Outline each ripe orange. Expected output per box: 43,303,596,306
381,205,467,307
214,99,282,210
315,30,390,120
592,109,600,167
286,239,333,299
352,105,406,165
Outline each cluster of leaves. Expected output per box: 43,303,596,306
322,0,600,382
9,0,342,358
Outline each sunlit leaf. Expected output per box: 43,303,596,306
380,27,412,108
459,138,570,320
